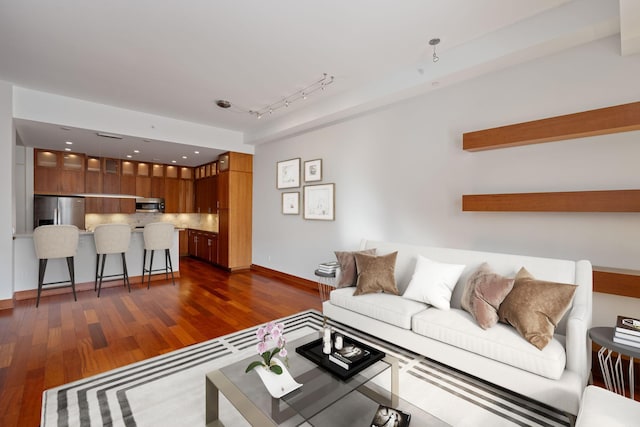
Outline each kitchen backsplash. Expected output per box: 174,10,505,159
85,213,218,232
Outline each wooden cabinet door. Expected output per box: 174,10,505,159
179,229,188,257
102,158,120,213
197,231,208,260
207,233,218,264
34,150,60,194
59,152,85,193
217,172,229,209
85,169,102,213
217,209,230,268
179,179,194,213
164,178,180,213
120,175,136,213
136,176,151,198
188,230,198,257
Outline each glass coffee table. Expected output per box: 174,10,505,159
205,332,448,426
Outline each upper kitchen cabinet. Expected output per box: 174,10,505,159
135,162,151,198
34,149,86,194
120,160,137,213
179,167,195,213
85,156,103,213
151,163,165,198
102,158,121,213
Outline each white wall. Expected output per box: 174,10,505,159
252,36,640,326
0,80,14,300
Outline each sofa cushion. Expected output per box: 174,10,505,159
402,255,466,310
329,287,427,329
498,267,577,350
461,263,514,329
353,251,399,296
412,308,567,379
335,248,377,288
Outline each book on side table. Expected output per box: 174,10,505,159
329,343,371,369
613,315,640,348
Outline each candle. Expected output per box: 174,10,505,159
335,334,343,350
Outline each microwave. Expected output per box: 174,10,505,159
136,198,165,213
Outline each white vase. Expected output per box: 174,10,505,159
254,358,302,398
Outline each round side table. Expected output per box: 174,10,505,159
589,326,640,399
314,269,336,303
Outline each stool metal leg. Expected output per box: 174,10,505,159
67,256,77,302
147,250,155,289
121,252,130,292
142,249,147,286
94,254,100,291
97,254,107,298
165,249,175,286
36,258,48,308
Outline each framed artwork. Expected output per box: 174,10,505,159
304,159,322,182
282,192,299,215
277,158,301,189
303,183,335,220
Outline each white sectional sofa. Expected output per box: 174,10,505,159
322,239,593,416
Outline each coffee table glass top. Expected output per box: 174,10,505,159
214,332,448,426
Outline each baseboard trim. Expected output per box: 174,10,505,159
250,264,318,291
0,298,14,310
13,272,181,301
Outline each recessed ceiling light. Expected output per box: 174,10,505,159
64,148,71,152
126,155,132,158
171,160,177,164
194,151,200,154
181,155,187,159
65,141,73,145
133,149,140,153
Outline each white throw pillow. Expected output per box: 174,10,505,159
402,255,466,310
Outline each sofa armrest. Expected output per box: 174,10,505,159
565,260,593,385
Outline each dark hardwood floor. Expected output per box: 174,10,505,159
0,257,321,427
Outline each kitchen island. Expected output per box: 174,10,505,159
13,228,180,299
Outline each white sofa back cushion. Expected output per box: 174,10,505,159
360,239,582,337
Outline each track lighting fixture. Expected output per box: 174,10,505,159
215,73,334,119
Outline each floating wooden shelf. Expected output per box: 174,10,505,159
462,190,640,212
463,101,640,151
593,267,640,299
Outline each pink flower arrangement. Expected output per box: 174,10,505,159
245,322,288,375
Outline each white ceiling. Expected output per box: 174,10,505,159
0,0,637,167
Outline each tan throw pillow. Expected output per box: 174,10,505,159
498,267,577,350
353,252,399,296
461,263,514,329
335,248,376,288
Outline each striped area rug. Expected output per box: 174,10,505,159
42,310,570,426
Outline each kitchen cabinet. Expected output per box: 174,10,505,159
179,229,188,256
151,163,165,198
195,165,217,214
120,160,136,213
188,229,218,263
34,149,86,195
216,152,252,271
85,156,102,213
102,158,121,213
135,162,151,198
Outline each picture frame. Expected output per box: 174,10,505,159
281,192,299,215
276,158,301,189
303,183,335,221
304,159,322,182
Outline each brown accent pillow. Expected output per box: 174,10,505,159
353,252,399,296
461,263,514,329
498,267,577,350
335,248,376,288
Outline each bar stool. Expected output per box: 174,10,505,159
33,225,79,307
94,223,132,297
142,222,175,288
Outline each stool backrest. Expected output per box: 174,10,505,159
143,222,174,250
94,223,132,254
33,225,79,259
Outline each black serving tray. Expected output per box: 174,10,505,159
295,334,385,381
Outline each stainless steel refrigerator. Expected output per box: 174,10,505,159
33,195,85,230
